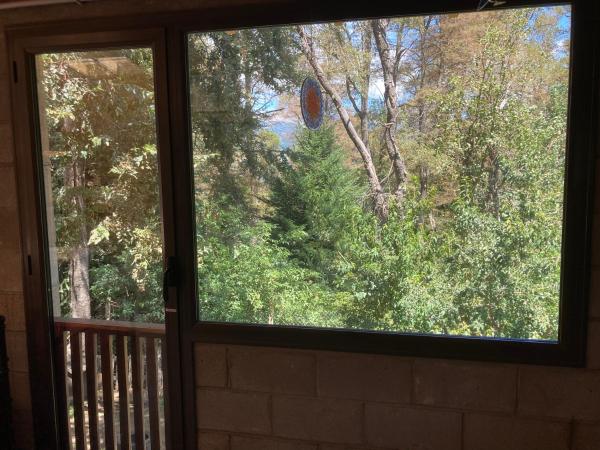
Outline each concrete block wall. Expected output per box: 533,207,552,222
0,28,33,450
0,1,598,449
194,337,600,449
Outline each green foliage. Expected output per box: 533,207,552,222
41,49,163,322
45,8,569,340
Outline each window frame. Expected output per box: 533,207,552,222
181,0,598,366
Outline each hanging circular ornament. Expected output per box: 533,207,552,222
300,77,324,130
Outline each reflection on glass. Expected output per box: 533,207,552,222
189,7,570,339
36,49,164,323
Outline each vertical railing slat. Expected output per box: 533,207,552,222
55,320,166,450
146,338,160,450
161,337,170,450
54,329,71,450
71,331,86,450
100,334,115,450
131,336,145,450
116,335,131,450
85,332,99,450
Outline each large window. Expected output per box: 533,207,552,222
189,5,572,341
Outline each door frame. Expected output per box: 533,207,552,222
8,27,187,450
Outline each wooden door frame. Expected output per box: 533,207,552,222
7,27,187,450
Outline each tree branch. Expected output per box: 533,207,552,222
296,25,388,221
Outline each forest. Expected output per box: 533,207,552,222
39,5,570,340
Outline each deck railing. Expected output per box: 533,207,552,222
54,318,166,450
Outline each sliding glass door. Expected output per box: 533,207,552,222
12,29,185,450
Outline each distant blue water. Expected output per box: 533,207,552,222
267,120,298,149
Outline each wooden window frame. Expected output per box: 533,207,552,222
183,0,598,367
6,1,598,449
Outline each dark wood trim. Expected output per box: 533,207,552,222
166,24,198,450
54,317,165,337
131,336,145,450
155,26,188,450
192,322,572,365
70,332,85,450
5,0,570,39
99,334,115,450
146,338,161,450
115,335,130,450
8,29,62,450
53,330,69,448
85,332,99,450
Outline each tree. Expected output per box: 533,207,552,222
296,25,389,221
371,19,410,206
40,49,162,321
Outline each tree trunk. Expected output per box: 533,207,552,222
297,26,388,221
66,159,92,319
69,245,91,319
372,19,409,208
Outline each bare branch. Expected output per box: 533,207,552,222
296,25,388,221
345,77,362,116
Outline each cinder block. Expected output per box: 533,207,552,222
572,423,600,450
0,207,20,250
6,330,28,373
0,247,23,292
0,167,18,209
0,33,7,80
593,214,600,268
195,343,228,387
518,367,600,420
364,403,461,450
413,359,517,412
0,76,10,124
0,123,14,164
587,321,600,369
198,432,229,450
229,346,315,395
595,158,600,213
9,370,31,413
0,293,26,331
590,270,600,319
272,395,363,444
463,413,570,450
230,435,317,450
317,351,411,403
12,411,34,450
196,388,270,434
318,446,383,450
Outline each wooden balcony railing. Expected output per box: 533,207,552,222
54,318,166,450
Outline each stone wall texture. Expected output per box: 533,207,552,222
0,1,598,449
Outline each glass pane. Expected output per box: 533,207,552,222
188,6,570,340
37,49,164,323
36,48,167,449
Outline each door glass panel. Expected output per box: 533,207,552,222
36,49,167,449
188,5,570,340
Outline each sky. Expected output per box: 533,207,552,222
251,5,570,150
